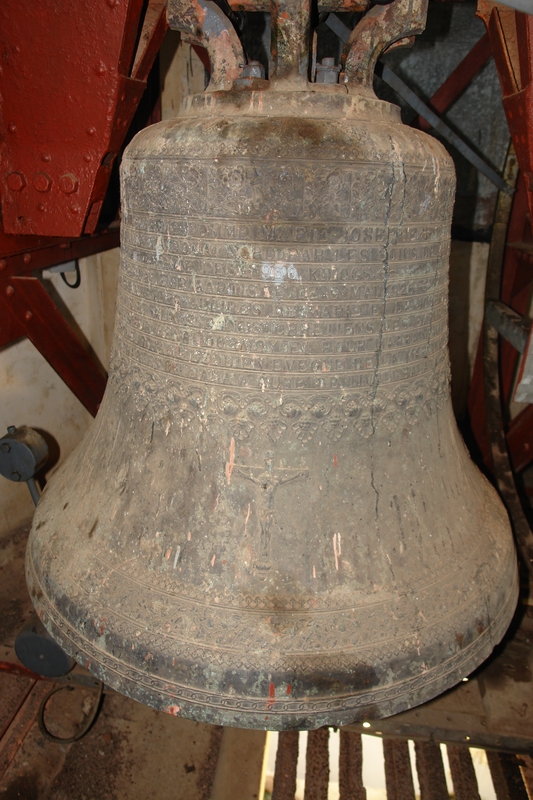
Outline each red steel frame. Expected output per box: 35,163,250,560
0,1,169,415
468,4,533,476
0,226,120,417
0,0,167,239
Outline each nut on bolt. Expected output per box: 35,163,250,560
242,61,265,79
6,172,26,192
234,61,266,89
59,173,78,194
33,172,52,192
316,58,341,85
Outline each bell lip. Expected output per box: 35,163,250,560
25,549,519,731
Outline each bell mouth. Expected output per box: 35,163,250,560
26,494,518,730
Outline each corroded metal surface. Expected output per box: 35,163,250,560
487,752,530,800
26,0,518,730
447,745,481,800
343,0,428,88
304,728,329,800
270,0,311,86
272,731,299,800
414,742,449,800
339,731,366,799
166,0,244,91
383,739,415,800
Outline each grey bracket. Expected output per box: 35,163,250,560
0,425,48,506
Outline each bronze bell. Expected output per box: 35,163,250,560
27,0,518,729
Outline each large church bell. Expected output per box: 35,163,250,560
27,0,519,729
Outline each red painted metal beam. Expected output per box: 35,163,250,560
418,33,492,131
0,0,167,239
0,226,119,414
478,5,533,223
467,173,533,472
0,277,107,418
0,228,120,278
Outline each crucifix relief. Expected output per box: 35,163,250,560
235,453,309,573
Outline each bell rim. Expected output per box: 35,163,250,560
26,544,518,730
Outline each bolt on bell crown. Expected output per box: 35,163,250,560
26,0,518,729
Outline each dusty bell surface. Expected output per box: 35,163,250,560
27,0,518,730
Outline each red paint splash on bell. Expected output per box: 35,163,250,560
266,681,276,710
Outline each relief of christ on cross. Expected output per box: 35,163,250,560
234,453,309,573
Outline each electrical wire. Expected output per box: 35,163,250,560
37,679,104,744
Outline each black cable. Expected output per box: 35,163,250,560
37,679,104,744
60,261,81,289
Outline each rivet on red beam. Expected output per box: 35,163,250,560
23,253,32,264
5,285,14,296
0,260,6,271
25,310,33,321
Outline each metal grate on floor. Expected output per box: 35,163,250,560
270,729,533,800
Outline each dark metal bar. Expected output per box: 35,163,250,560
518,754,533,799
339,731,366,800
325,14,513,195
447,745,481,800
485,300,530,353
414,741,449,800
272,730,299,800
377,63,513,195
304,728,330,800
383,739,415,800
26,477,40,507
197,725,224,800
